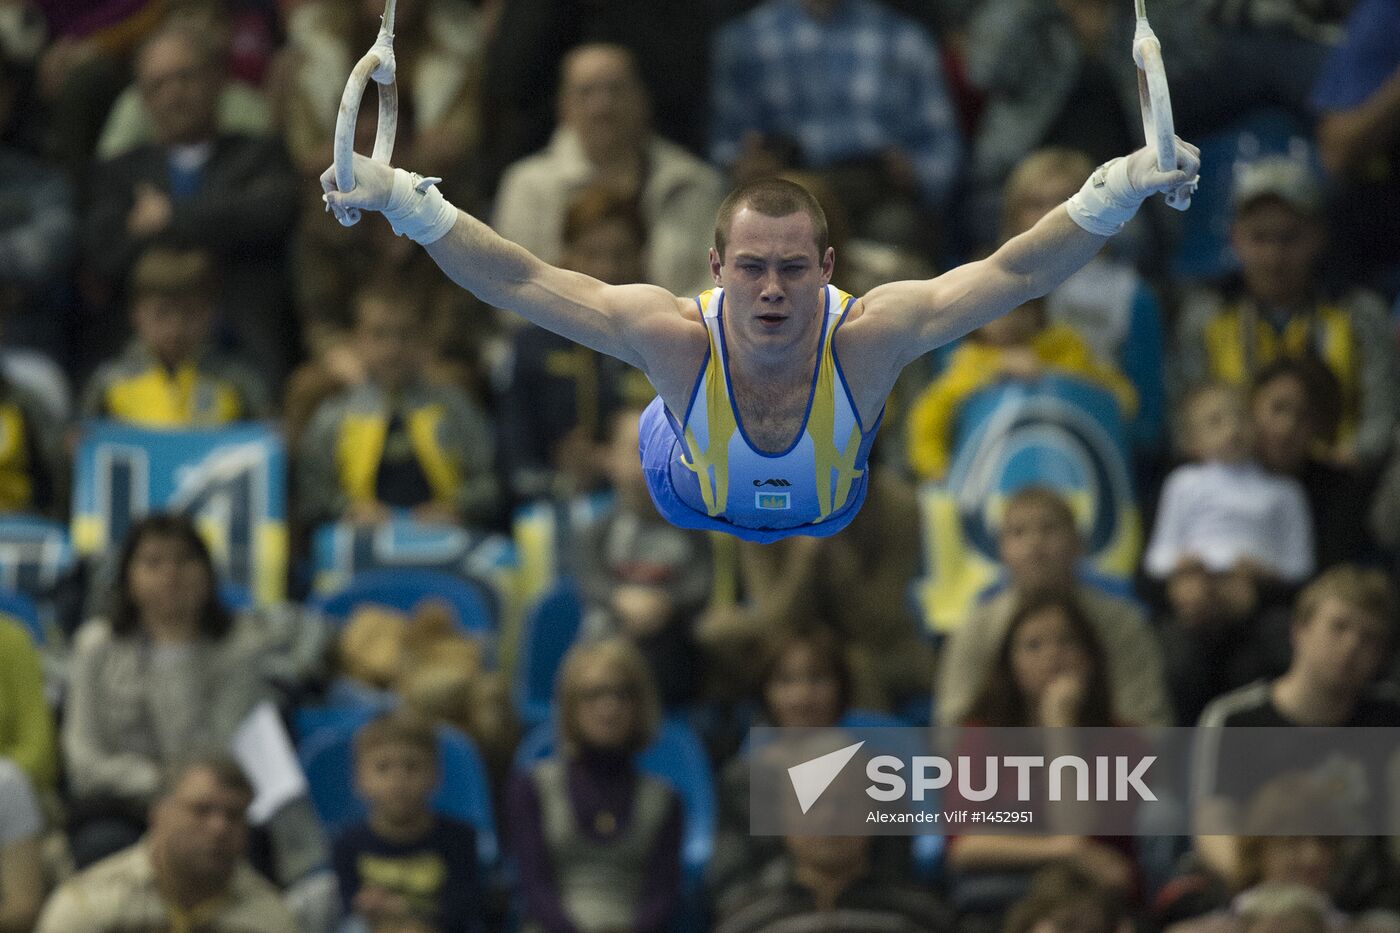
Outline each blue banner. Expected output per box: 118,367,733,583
0,515,74,596
916,376,1141,632
72,421,287,604
310,519,515,606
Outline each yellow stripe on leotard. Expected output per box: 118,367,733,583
809,289,865,522
679,291,739,517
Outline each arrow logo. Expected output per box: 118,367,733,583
787,741,865,814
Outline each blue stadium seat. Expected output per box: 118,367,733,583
299,717,499,866
513,579,583,725
0,589,43,645
312,568,495,636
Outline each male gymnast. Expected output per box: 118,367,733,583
322,142,1199,543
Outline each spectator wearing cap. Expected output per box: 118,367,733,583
80,246,270,427
1174,156,1399,469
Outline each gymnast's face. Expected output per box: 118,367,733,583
710,207,834,362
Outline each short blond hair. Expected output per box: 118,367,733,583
556,637,661,757
1002,147,1096,232
1294,564,1398,641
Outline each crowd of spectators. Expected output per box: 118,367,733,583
2,0,1400,929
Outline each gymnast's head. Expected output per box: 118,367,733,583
709,177,835,355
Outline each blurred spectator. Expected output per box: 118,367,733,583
1148,381,1314,592
709,626,918,908
696,465,934,712
576,408,710,708
715,831,950,933
1311,0,1400,295
1175,156,1399,469
0,52,75,358
493,43,723,299
0,362,62,516
946,590,1137,899
0,613,56,792
80,246,270,426
1193,566,1400,883
0,757,44,932
505,637,682,933
1001,147,1167,456
82,22,298,382
1249,360,1374,571
476,0,712,189
63,515,271,868
709,0,961,255
711,627,851,900
1165,774,1351,932
497,186,654,503
333,712,482,933
36,753,297,933
1149,383,1314,719
0,291,72,421
95,0,272,160
905,297,1136,481
1002,863,1129,933
296,279,499,531
937,486,1172,727
962,0,1168,249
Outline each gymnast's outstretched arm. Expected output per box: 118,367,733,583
844,140,1200,381
321,155,697,373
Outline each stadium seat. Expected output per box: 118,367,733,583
312,568,495,636
0,589,43,645
513,579,583,725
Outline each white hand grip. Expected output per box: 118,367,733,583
1134,23,1191,211
331,9,398,227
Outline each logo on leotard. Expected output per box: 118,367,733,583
756,492,791,510
753,478,791,487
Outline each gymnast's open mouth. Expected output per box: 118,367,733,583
757,313,787,328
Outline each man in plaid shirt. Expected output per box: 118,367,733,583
709,0,963,255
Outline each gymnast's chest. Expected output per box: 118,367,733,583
729,378,812,453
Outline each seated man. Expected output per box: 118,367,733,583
1193,566,1400,885
322,116,1197,543
81,246,270,427
297,277,499,530
36,753,297,932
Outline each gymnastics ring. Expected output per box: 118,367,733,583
1133,0,1192,210
332,0,399,226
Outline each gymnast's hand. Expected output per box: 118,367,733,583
1120,135,1201,205
320,152,393,222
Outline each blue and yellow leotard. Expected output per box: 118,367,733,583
638,285,883,543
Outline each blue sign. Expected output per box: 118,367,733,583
916,376,1140,632
310,519,515,606
72,421,287,604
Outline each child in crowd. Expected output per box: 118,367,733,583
81,246,270,426
1001,147,1168,456
1147,382,1314,627
906,297,1137,481
297,278,499,530
333,711,482,933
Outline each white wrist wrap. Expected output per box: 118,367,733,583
383,168,457,245
1065,157,1144,237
